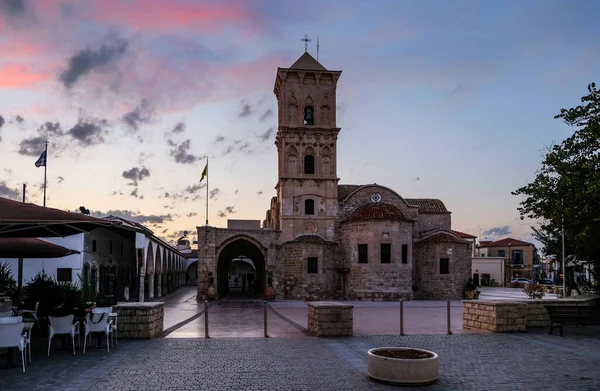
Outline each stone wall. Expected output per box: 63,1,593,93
340,220,413,301
463,301,526,332
307,301,353,337
463,297,600,332
413,241,471,300
114,302,164,339
280,242,338,300
413,213,451,235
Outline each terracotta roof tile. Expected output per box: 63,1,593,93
405,198,449,214
478,238,534,248
451,230,477,239
343,202,408,223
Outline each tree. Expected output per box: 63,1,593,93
513,83,600,282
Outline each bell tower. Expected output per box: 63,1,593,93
273,51,342,242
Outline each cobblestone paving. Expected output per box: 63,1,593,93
2,328,600,390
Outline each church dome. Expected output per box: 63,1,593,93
343,202,408,223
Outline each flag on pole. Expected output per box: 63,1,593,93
200,162,208,182
35,151,47,167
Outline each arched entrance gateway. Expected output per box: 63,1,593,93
216,238,265,298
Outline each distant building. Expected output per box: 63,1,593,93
1,216,188,303
476,238,540,284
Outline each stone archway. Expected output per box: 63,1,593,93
216,237,266,298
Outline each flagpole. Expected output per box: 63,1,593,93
205,158,209,226
43,140,48,207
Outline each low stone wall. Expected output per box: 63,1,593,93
350,290,412,302
113,302,164,339
307,301,353,337
463,301,526,332
463,296,599,332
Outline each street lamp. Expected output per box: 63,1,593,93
562,217,566,298
508,242,512,284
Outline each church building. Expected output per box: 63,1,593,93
196,51,472,301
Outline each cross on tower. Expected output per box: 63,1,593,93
301,34,312,53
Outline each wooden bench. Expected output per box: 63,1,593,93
545,305,600,337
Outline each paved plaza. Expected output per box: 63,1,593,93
2,287,600,390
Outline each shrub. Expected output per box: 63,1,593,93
0,261,17,302
523,283,545,299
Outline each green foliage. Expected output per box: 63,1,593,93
0,261,17,301
513,82,600,279
23,271,85,321
523,283,545,299
463,278,479,292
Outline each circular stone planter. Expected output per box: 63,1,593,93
367,347,439,386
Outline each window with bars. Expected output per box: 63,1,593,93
358,244,368,263
380,243,391,263
307,257,318,273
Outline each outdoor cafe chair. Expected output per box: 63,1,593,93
0,310,14,317
48,315,80,356
83,309,112,354
0,316,26,372
18,302,40,330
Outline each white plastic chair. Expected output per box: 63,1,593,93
0,316,26,372
0,310,14,317
48,315,80,356
83,310,112,353
19,302,40,329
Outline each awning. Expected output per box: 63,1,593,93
0,238,81,258
0,197,119,238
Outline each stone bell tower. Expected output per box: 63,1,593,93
273,51,342,242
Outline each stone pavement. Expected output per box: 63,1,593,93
2,328,600,390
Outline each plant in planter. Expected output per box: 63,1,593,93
206,274,217,300
0,262,17,297
368,347,439,386
523,282,545,299
463,278,480,299
263,271,275,300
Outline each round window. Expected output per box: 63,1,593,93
370,193,381,203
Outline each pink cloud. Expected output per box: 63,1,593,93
0,64,51,89
79,0,264,34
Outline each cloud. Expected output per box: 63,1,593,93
259,109,273,121
0,181,20,199
171,122,185,133
38,121,62,135
95,209,173,225
217,205,236,218
130,187,141,198
209,188,220,199
413,177,420,182
66,117,108,146
59,32,129,89
446,83,475,99
258,127,274,141
14,115,24,123
0,115,4,128
122,98,153,131
186,183,205,194
0,0,26,16
57,176,64,183
215,136,225,143
237,100,252,118
170,139,202,164
0,64,50,89
18,136,45,156
122,166,150,186
482,226,512,237
186,212,197,217
257,190,263,195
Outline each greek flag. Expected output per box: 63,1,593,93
35,151,47,167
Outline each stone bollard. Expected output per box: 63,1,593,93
264,301,268,338
447,299,452,335
400,299,405,336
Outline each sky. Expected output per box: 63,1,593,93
0,0,599,250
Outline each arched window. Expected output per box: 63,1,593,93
304,105,314,125
305,199,315,215
304,155,315,174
